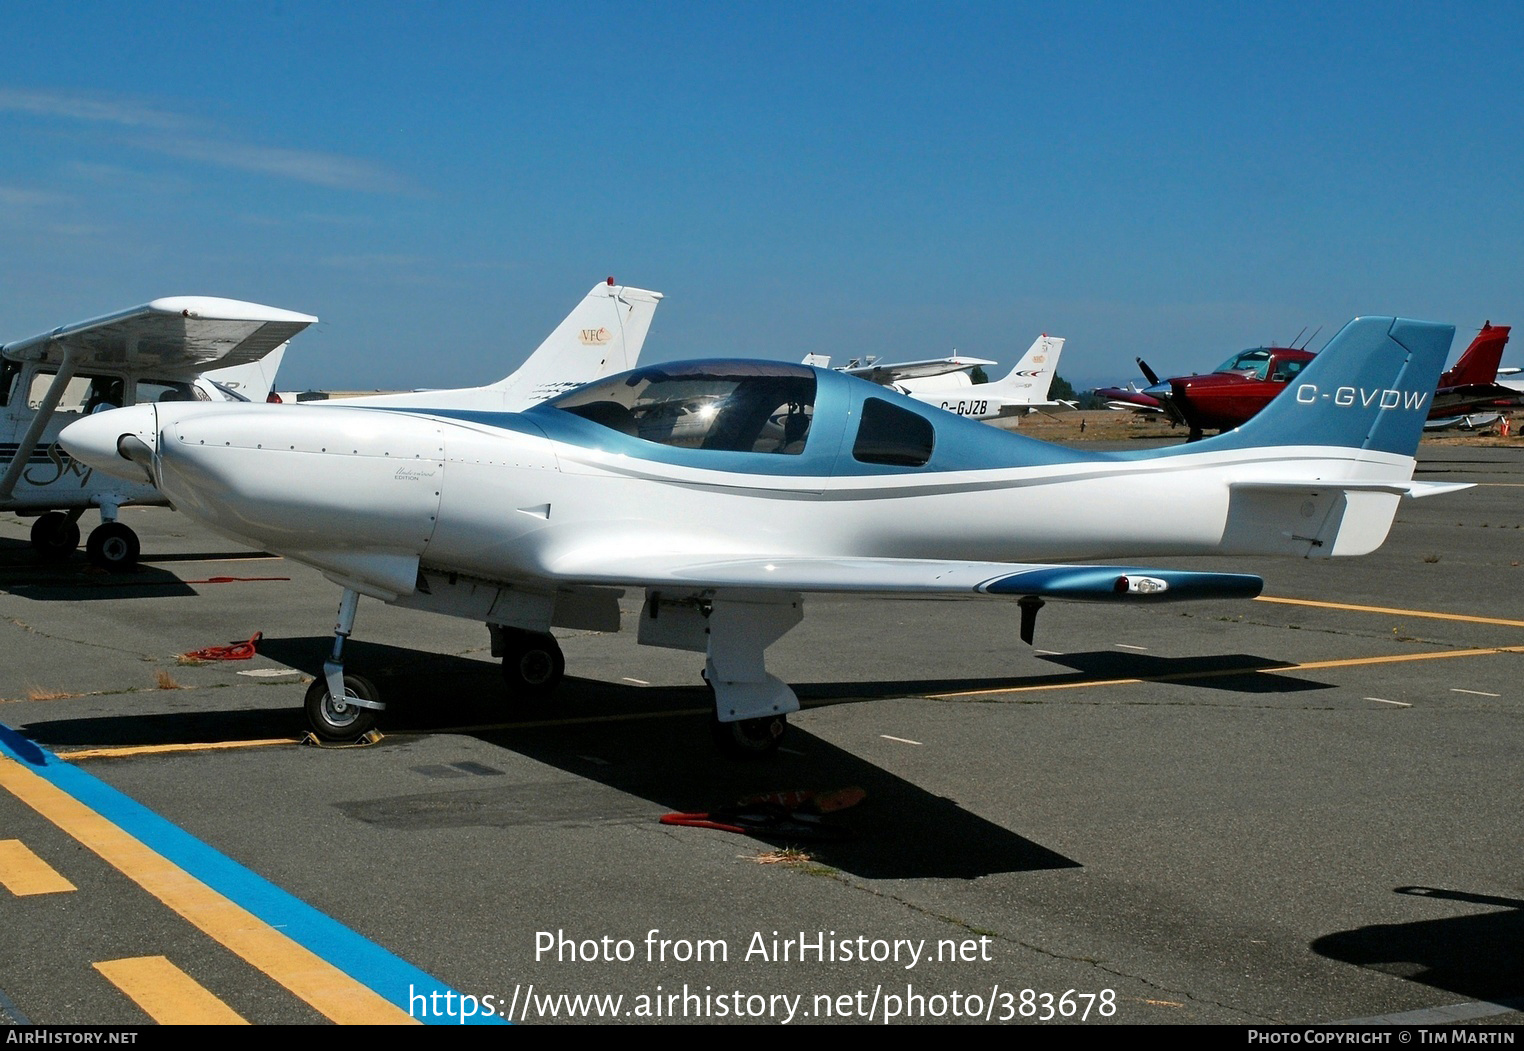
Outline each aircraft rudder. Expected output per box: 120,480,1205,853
1214,316,1454,455
492,280,663,406
994,335,1065,398
1439,322,1509,388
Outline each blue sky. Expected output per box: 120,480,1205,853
3,2,1522,390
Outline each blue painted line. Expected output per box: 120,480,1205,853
0,723,507,1025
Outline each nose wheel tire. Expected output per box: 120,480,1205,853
30,512,80,560
86,522,141,571
500,631,565,699
711,713,787,758
305,673,379,740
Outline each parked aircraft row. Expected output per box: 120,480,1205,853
1097,322,1519,439
806,334,1073,420
58,294,1468,752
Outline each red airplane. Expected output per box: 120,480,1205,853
1097,323,1512,440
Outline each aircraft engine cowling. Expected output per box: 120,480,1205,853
155,405,446,597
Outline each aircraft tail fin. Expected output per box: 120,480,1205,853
495,280,663,410
990,335,1065,400
1437,322,1509,389
199,342,288,403
1204,316,1453,457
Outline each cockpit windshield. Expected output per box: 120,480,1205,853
1212,348,1273,380
545,363,816,455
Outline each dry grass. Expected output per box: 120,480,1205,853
154,671,183,690
750,847,813,865
25,686,78,701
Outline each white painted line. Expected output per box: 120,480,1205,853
236,669,302,678
1115,644,1148,651
1450,688,1501,697
621,677,650,685
1365,697,1411,707
880,735,923,746
1033,649,1061,656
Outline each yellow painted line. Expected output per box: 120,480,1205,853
0,757,416,1025
94,956,248,1025
59,738,298,761
929,646,1524,699
1256,595,1524,630
0,838,76,895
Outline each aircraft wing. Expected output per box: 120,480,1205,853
2,297,317,376
545,552,1262,602
842,355,999,385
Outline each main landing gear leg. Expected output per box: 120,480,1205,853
704,595,803,758
304,588,385,740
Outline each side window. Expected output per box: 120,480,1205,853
853,397,934,467
28,372,121,414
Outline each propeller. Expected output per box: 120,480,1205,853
1135,357,1161,386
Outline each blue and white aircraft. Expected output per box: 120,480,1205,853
60,315,1465,752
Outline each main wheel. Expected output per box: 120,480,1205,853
500,630,565,698
711,713,787,758
30,512,80,561
86,522,141,571
304,673,379,740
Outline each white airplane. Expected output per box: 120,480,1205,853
61,315,1465,753
1,297,316,569
813,336,1071,420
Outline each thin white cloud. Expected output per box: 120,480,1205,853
1,87,413,195
0,88,185,129
0,183,70,207
150,136,413,195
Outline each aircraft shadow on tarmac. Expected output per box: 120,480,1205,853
1032,651,1334,695
0,558,195,599
0,538,274,600
1312,886,1524,1004
24,636,1080,881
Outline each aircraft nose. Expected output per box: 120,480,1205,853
59,404,159,485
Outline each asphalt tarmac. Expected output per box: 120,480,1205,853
0,444,1520,1026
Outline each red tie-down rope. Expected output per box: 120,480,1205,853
180,632,263,661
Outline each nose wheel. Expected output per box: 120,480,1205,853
304,673,379,740
86,521,141,571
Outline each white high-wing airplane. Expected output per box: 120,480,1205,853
62,315,1465,753
1,297,316,568
815,336,1072,420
